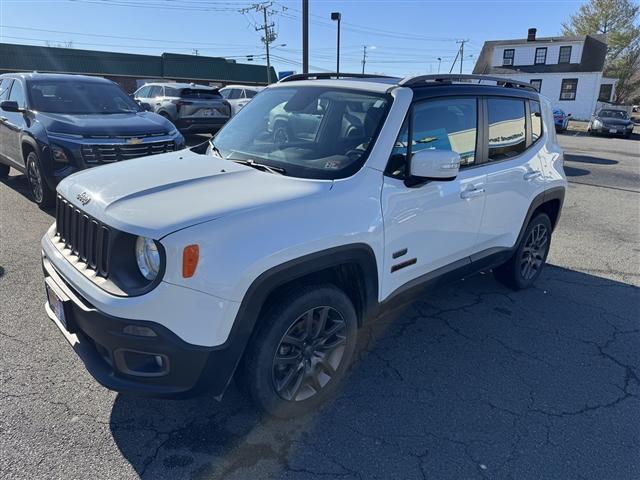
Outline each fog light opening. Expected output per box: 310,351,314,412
114,349,169,377
123,325,157,337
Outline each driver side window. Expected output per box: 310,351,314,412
386,97,478,179
8,80,26,108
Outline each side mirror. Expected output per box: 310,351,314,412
409,149,460,183
137,101,153,112
0,100,21,112
567,113,572,117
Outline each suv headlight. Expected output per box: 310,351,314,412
593,119,602,128
135,236,161,280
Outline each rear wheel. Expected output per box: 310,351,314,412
26,151,55,208
494,213,552,290
241,284,358,418
0,163,9,179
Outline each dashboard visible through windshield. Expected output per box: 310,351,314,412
210,86,391,179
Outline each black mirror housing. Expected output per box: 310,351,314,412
0,100,21,112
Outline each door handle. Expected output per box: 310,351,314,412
460,187,485,199
523,171,542,181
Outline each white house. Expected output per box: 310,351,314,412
473,29,617,120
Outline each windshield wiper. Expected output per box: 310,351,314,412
231,158,286,175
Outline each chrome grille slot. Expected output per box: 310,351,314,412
81,140,176,165
55,195,112,278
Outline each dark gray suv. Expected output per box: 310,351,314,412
133,82,231,133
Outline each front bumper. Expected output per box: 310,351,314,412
591,125,633,135
41,234,243,398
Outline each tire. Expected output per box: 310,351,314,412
272,121,291,145
26,151,55,208
0,163,9,179
240,284,358,418
493,213,552,290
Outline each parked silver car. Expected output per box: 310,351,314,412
219,85,263,116
133,82,231,133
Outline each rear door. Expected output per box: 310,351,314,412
178,88,229,119
380,96,487,299
475,97,547,252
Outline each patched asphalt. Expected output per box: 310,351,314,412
1,133,638,479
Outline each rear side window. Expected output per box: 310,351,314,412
530,100,543,143
245,89,258,99
180,88,220,99
164,86,179,97
487,98,526,161
148,86,163,97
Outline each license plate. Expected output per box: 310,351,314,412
46,284,68,331
201,109,213,116
609,128,617,133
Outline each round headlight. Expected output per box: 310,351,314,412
135,236,160,281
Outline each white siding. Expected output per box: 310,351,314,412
491,72,603,120
491,41,583,67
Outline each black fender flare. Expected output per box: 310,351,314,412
196,243,379,397
514,186,565,248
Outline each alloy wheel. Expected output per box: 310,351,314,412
520,224,548,280
27,159,44,204
272,306,347,402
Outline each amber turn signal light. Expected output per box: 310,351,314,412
182,244,199,278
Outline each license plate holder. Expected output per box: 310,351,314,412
609,128,617,133
46,281,70,332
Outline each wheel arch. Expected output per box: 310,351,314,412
196,243,379,398
515,187,565,248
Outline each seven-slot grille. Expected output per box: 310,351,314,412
81,139,176,164
55,195,111,277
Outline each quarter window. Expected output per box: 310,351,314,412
503,49,515,66
534,47,547,65
558,46,572,64
245,89,258,99
487,98,527,161
560,79,578,101
8,80,26,108
530,101,543,143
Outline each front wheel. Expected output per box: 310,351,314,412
240,284,358,418
26,151,55,208
494,213,552,290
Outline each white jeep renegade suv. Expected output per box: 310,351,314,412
42,74,566,417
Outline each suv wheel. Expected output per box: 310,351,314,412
26,151,55,208
272,121,291,145
494,213,552,290
241,284,358,418
0,163,9,179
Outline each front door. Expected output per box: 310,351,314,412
380,96,486,300
3,79,28,167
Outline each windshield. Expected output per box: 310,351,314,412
211,86,390,179
599,110,628,119
28,80,141,114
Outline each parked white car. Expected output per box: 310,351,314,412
219,84,263,116
42,73,566,417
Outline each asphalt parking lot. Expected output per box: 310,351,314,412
1,132,638,479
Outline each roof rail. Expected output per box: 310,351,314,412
279,72,395,83
398,74,536,91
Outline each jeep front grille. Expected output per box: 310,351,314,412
55,195,111,277
81,140,176,164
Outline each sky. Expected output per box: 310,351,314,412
0,0,586,78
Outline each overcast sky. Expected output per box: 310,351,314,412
0,0,583,77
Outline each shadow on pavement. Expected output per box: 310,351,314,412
564,154,618,166
0,174,55,217
110,265,640,480
563,165,591,177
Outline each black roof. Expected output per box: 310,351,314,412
473,34,608,74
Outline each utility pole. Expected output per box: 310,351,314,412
437,57,442,74
456,39,469,74
241,2,277,84
302,0,309,73
361,45,367,74
331,12,341,74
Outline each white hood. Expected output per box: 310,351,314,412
56,149,332,238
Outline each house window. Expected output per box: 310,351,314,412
558,46,572,64
530,79,542,92
534,47,547,65
502,49,515,66
560,79,578,101
598,84,613,102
